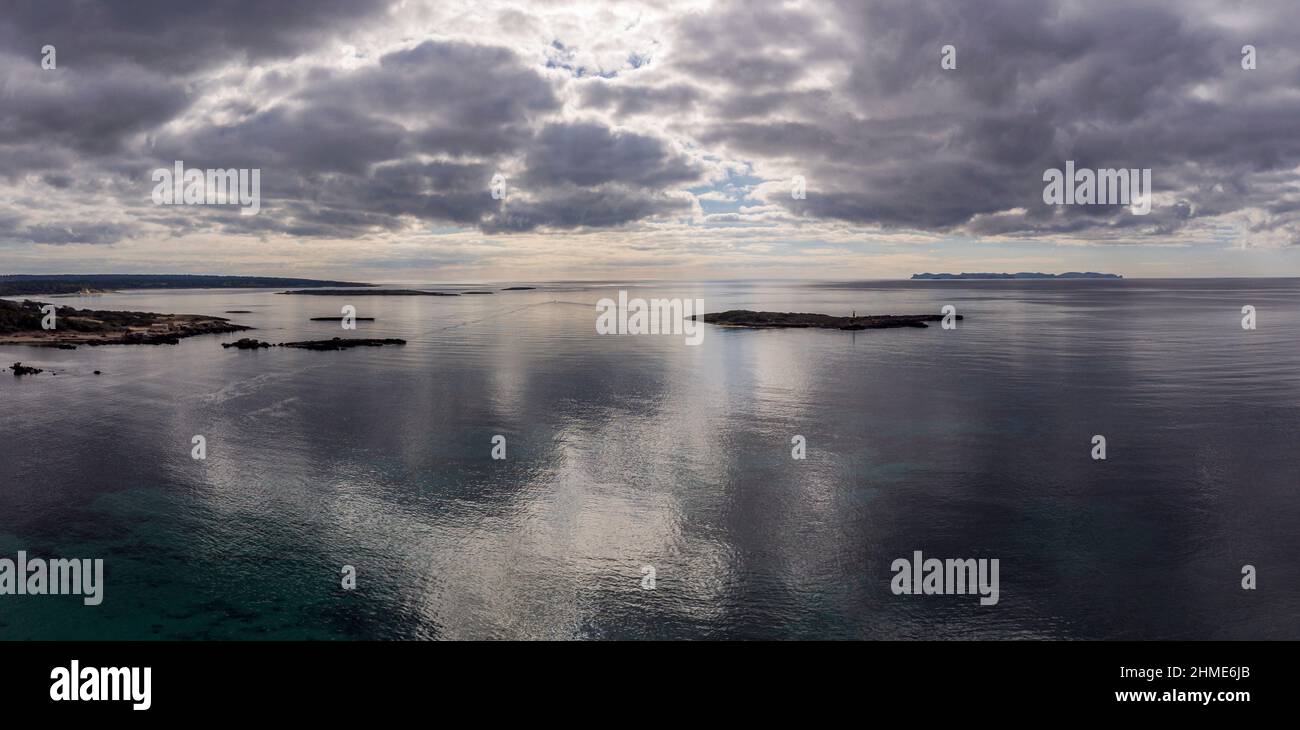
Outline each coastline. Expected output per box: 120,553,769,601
0,299,250,347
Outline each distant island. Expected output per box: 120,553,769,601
911,272,1122,280
223,337,406,351
0,298,250,347
0,274,373,297
693,310,961,330
280,289,459,296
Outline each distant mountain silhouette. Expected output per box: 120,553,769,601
911,272,1122,280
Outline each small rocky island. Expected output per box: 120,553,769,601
0,298,251,346
692,310,961,330
223,337,406,351
280,289,459,296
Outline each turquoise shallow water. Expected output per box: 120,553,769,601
1,279,1298,639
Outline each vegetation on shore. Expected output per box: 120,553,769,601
0,298,250,345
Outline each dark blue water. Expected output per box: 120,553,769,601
1,279,1297,639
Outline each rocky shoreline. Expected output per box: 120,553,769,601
0,299,251,347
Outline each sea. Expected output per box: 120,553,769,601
1,278,1297,639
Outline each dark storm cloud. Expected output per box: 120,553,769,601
0,0,397,244
151,104,409,177
306,41,561,152
3,0,1300,246
523,122,700,189
212,160,503,239
591,0,1300,243
579,80,703,117
0,57,190,155
481,184,691,233
0,0,395,74
2,221,136,245
0,18,700,242
134,38,561,177
141,39,702,239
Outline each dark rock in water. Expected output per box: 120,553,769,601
10,362,43,376
501,286,535,290
93,370,102,375
461,291,494,295
225,310,253,313
279,337,407,351
310,316,376,321
692,310,963,330
222,338,272,349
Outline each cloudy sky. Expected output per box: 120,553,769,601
3,0,1300,281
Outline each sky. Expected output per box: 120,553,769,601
3,0,1300,282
